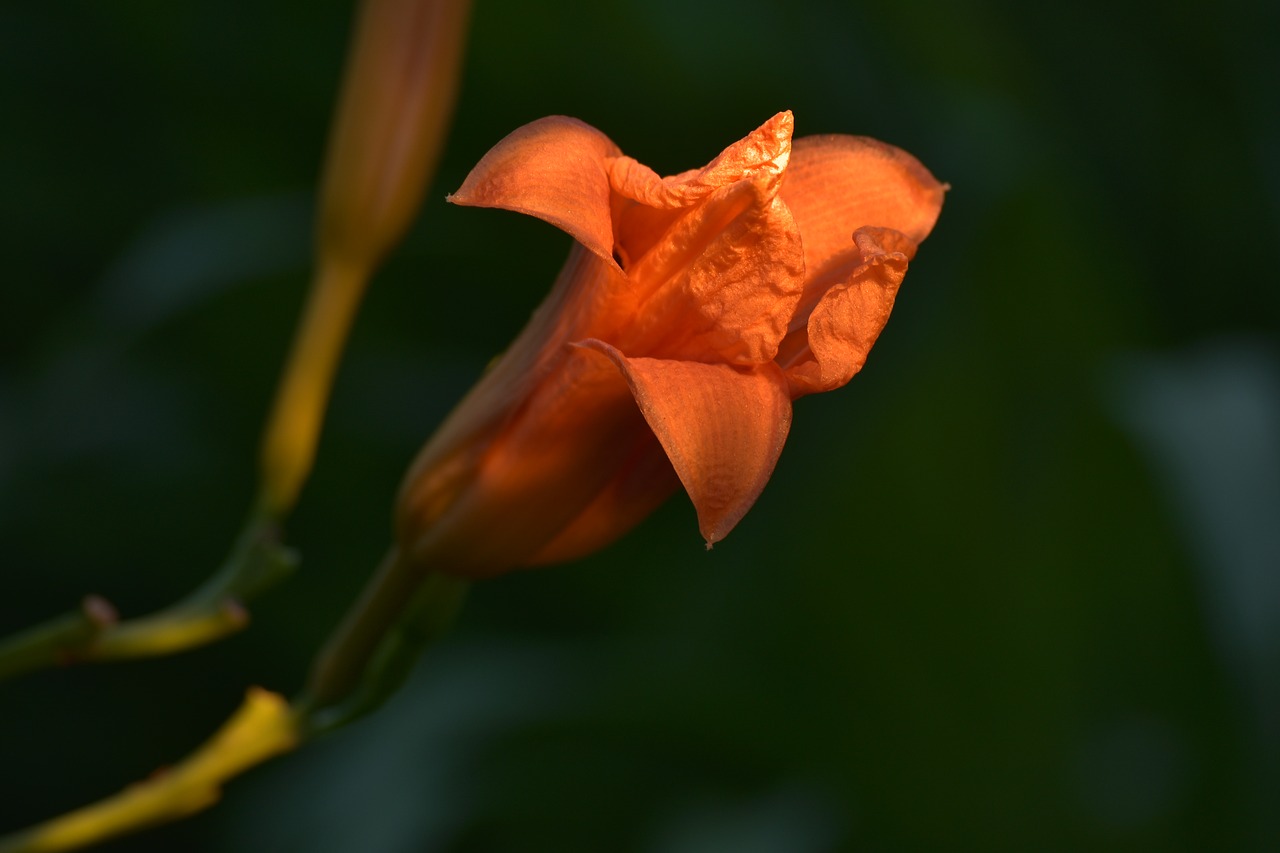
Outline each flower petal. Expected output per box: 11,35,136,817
447,116,622,265
782,134,945,276
606,187,805,365
527,431,680,566
398,343,648,576
780,227,909,397
609,111,794,210
609,112,795,267
577,340,793,546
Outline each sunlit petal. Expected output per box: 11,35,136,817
610,112,794,267
397,113,943,575
578,340,793,546
447,116,622,265
782,135,945,276
610,111,793,210
781,227,910,396
608,187,805,364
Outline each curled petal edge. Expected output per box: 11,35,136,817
782,134,946,275
447,115,623,267
574,340,793,546
784,226,911,397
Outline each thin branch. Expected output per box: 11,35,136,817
0,597,117,682
302,568,469,734
0,511,296,683
0,688,301,853
0,559,468,852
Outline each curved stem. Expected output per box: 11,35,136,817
0,554,468,853
0,511,296,683
0,597,117,682
302,568,468,734
0,688,301,853
258,259,370,515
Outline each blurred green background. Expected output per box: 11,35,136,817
2,0,1278,850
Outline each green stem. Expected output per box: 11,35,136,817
0,510,296,683
0,688,302,853
258,259,370,516
0,597,117,682
301,569,468,734
302,548,453,709
0,554,468,852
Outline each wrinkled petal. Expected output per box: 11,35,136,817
577,340,793,546
609,111,794,210
780,227,909,397
610,112,794,266
397,112,944,576
782,134,945,276
607,187,805,364
448,116,622,266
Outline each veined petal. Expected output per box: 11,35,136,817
447,116,622,265
782,134,945,276
607,186,805,364
609,113,794,266
691,110,793,195
577,340,793,546
780,227,909,397
401,112,943,576
609,111,794,211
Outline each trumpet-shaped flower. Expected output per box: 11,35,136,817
396,111,944,577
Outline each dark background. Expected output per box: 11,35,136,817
3,0,1278,850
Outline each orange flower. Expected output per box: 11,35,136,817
396,111,944,577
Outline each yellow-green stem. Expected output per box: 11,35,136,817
0,554,468,852
0,688,301,853
0,597,116,682
0,512,295,682
259,258,369,515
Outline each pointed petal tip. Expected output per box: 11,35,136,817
782,225,910,397
575,340,792,553
699,513,737,551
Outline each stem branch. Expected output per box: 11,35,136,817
0,511,296,683
0,688,301,853
0,552,467,852
258,259,369,515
